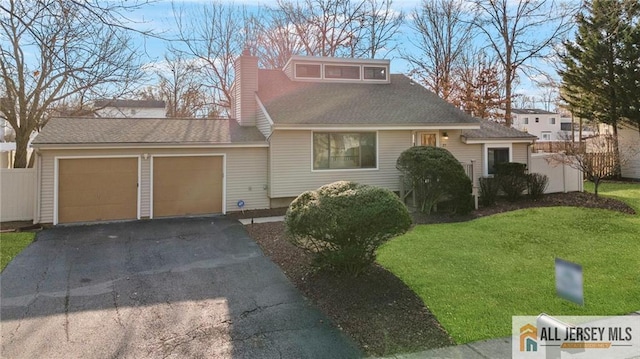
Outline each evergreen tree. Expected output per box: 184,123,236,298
559,0,640,175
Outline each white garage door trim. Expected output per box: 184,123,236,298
149,154,226,218
53,155,142,225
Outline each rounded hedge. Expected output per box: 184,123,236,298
285,181,411,276
396,146,473,214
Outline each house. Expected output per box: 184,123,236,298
94,99,167,118
619,124,640,179
598,123,640,180
503,108,571,141
31,54,535,225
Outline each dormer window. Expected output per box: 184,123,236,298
295,64,321,78
286,56,390,83
325,65,360,79
364,67,386,80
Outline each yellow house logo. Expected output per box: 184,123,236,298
520,324,538,352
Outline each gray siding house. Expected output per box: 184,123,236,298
32,54,535,225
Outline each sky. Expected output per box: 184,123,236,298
127,0,570,106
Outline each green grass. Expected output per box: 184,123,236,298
377,181,640,344
1,232,35,272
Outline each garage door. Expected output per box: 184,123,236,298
58,158,138,224
153,156,223,217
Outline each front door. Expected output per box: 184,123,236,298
418,132,438,147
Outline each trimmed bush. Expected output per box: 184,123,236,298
527,173,549,199
285,181,411,276
396,146,473,215
479,177,500,206
495,162,528,202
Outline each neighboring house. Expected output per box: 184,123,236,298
94,99,166,118
599,123,640,180
619,124,640,179
31,54,535,225
502,108,570,141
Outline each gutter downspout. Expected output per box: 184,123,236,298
33,150,41,224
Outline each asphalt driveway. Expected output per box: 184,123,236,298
1,217,359,358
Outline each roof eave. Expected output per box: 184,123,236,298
272,123,481,130
461,137,536,144
32,142,269,150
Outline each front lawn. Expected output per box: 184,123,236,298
377,182,640,344
1,232,35,271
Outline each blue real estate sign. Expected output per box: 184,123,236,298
555,258,584,306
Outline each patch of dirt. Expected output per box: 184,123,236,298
412,191,635,224
0,221,43,232
245,222,454,356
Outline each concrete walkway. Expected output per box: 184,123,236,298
374,337,512,359
238,215,285,225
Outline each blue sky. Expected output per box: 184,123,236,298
128,0,569,105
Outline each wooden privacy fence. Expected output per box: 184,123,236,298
0,168,35,222
584,152,617,179
533,141,586,154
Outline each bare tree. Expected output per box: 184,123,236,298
0,0,148,168
254,9,306,69
172,1,257,116
452,49,505,119
469,0,573,127
403,0,474,101
146,54,211,118
513,94,536,109
275,0,367,57
547,133,637,197
352,0,404,58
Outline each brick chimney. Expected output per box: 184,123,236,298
233,49,258,127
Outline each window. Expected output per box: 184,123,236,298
313,132,376,170
523,117,529,125
535,117,540,123
487,147,510,175
296,64,321,78
560,123,572,131
541,131,552,141
325,65,360,79
550,117,556,125
363,66,386,80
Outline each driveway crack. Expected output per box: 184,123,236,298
11,237,56,339
64,262,72,342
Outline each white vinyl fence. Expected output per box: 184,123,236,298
529,153,583,193
0,168,35,222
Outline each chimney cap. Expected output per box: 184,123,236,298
241,47,251,56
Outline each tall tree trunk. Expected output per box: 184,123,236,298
504,67,512,127
13,132,29,168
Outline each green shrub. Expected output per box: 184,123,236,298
479,177,500,206
285,181,411,276
495,162,528,202
396,146,473,215
527,173,549,200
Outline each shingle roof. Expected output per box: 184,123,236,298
94,99,166,108
511,108,557,115
462,119,537,141
257,70,480,126
32,118,266,146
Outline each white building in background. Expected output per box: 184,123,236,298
504,108,569,141
497,108,595,142
94,99,166,118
